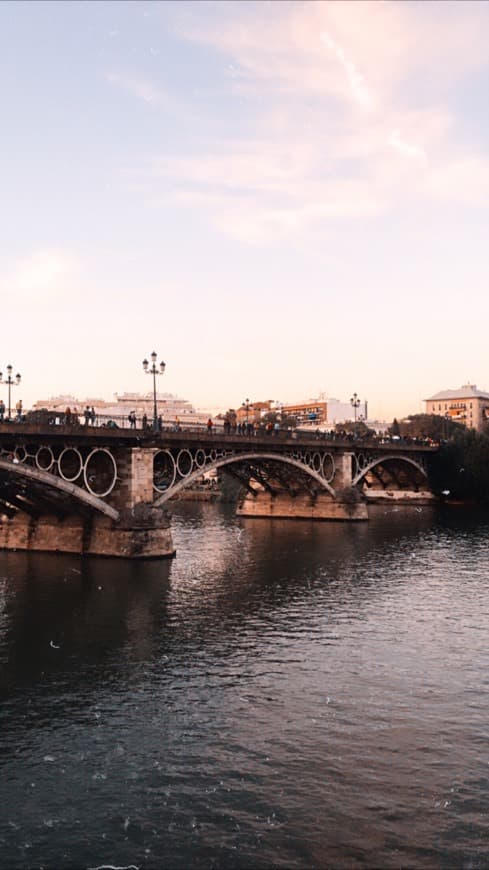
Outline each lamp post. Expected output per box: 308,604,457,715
350,392,360,425
242,398,250,425
0,365,21,421
142,352,166,430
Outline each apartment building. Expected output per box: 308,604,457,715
424,384,489,431
280,400,328,425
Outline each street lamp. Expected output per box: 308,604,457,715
350,392,360,425
142,352,166,430
0,365,21,421
242,398,250,425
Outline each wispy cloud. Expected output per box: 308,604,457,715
388,129,426,161
106,71,166,105
320,32,374,110
124,0,489,242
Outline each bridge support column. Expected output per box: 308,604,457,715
237,491,367,521
333,452,354,489
104,447,175,558
0,509,175,558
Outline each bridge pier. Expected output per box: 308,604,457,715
333,452,354,489
364,489,436,506
236,490,368,521
0,507,175,558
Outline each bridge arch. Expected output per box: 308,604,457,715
0,457,119,520
352,454,429,488
153,452,337,505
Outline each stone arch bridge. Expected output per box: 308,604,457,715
0,423,437,557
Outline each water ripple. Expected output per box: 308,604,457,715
1,504,489,867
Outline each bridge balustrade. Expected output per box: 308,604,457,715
3,413,442,449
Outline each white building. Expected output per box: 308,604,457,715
31,392,210,426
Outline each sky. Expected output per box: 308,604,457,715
0,0,488,420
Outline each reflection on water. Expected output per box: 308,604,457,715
1,503,489,868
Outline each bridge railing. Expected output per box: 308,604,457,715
6,412,440,448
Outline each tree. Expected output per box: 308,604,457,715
260,411,280,428
335,420,375,438
281,414,298,429
389,414,464,441
429,428,489,504
390,418,401,436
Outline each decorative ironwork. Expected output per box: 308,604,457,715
151,444,431,503
351,450,429,489
0,441,119,499
152,448,339,504
0,435,433,515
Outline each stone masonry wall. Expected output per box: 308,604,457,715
109,447,156,512
0,513,175,558
237,491,368,521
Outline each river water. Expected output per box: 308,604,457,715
1,503,489,869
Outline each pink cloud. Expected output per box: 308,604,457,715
125,1,489,242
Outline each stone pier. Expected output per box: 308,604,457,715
0,508,175,558
236,490,368,521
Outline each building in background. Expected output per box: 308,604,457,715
31,392,210,426
424,384,489,431
278,396,370,428
279,399,328,426
235,400,273,424
326,397,368,426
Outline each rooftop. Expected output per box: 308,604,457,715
425,384,489,401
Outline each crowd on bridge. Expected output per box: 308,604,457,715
0,399,23,423
0,406,440,448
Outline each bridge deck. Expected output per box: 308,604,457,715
0,422,438,453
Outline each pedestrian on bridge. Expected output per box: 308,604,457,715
0,400,4,422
